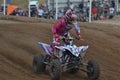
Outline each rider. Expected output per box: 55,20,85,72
51,9,83,51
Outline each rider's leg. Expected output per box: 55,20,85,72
51,37,60,52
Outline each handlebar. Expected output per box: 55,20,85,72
75,36,84,41
61,36,84,42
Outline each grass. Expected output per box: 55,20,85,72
0,0,45,8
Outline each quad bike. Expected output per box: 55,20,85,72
33,36,100,80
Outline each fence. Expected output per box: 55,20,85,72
0,0,119,22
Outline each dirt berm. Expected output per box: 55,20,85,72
0,16,120,80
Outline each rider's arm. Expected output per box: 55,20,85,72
73,21,83,40
73,21,80,35
52,19,64,36
52,24,57,35
52,20,61,34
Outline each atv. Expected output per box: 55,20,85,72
33,36,100,80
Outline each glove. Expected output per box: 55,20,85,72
54,34,60,38
78,35,83,40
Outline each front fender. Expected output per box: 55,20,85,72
78,46,89,58
78,46,89,53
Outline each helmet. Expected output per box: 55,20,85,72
65,9,77,24
70,14,77,21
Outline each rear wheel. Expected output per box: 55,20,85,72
33,54,45,73
50,59,62,80
87,60,100,80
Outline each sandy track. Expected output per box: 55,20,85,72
0,17,120,80
93,17,120,26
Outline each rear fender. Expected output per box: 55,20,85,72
38,42,51,56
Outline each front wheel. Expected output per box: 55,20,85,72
50,59,62,80
87,60,100,80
